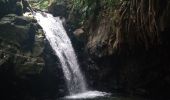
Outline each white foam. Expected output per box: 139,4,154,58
65,91,111,99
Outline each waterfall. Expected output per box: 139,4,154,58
35,12,87,95
34,12,110,99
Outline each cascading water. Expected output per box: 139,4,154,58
35,12,87,94
34,12,110,99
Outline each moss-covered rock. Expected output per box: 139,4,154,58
0,13,44,75
0,14,45,99
0,14,38,49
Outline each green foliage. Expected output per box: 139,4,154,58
103,0,120,7
71,0,119,11
29,0,50,10
70,0,96,25
70,0,120,25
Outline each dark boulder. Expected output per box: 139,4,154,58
0,0,18,18
48,0,68,17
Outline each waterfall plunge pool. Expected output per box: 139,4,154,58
64,91,111,99
59,92,147,100
34,12,148,100
35,12,112,100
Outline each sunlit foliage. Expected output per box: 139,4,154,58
29,0,51,10
69,0,120,26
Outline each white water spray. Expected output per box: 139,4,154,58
35,12,110,99
35,12,87,94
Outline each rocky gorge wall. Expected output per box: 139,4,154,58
0,1,73,99
0,1,59,99
0,14,46,99
49,0,170,99
1,0,170,99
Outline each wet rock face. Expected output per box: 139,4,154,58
0,0,14,17
61,1,170,99
0,0,24,18
0,14,36,50
0,13,68,99
43,40,68,97
0,14,45,99
0,0,31,18
0,14,44,72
